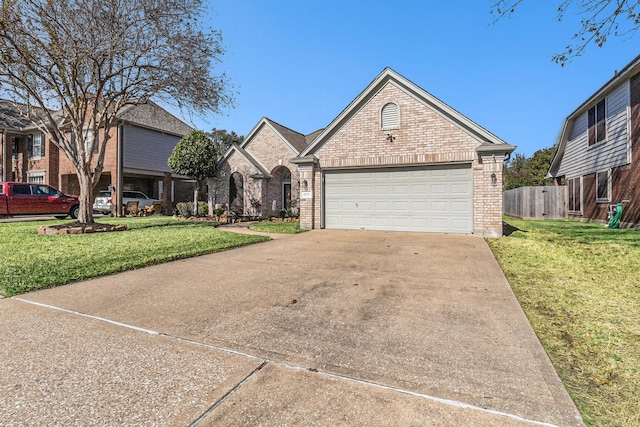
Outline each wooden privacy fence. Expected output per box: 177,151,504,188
503,186,567,220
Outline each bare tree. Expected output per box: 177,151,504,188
0,0,232,223
491,0,640,65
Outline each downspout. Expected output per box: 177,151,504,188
1,129,6,182
116,123,124,216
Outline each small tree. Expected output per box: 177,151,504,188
168,130,228,216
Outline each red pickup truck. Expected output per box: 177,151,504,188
0,182,80,219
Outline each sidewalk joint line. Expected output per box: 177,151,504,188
280,364,561,427
188,360,268,427
14,298,161,335
14,297,560,427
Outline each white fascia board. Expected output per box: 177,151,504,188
546,120,570,178
547,54,640,179
300,68,509,157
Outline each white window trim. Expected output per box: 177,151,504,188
568,176,583,214
27,169,46,184
587,98,607,148
30,132,45,159
595,169,611,203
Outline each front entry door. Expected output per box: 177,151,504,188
282,183,291,210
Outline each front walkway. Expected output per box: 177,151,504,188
217,221,293,240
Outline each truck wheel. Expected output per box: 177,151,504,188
70,205,80,219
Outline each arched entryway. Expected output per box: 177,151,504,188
229,172,244,214
269,166,292,215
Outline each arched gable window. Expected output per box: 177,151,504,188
381,102,400,129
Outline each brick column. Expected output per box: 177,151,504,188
478,153,505,238
291,156,318,230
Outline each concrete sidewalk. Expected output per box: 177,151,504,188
2,230,584,426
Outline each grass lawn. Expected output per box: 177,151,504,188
487,217,640,427
249,220,306,234
0,217,269,297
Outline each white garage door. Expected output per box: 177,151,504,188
324,165,473,233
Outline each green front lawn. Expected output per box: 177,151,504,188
249,220,306,234
487,217,640,427
0,217,269,297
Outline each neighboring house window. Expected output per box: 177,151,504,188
567,177,582,213
27,171,45,184
12,138,19,160
71,129,98,153
381,102,400,129
28,133,46,158
596,170,611,202
588,99,606,146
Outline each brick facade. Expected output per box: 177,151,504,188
217,121,301,217
1,102,192,211
221,70,512,237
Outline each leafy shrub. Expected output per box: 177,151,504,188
174,201,209,217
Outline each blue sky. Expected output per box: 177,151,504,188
178,1,638,157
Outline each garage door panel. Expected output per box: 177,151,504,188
325,165,473,233
451,183,472,195
431,183,447,195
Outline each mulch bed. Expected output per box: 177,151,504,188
38,222,127,235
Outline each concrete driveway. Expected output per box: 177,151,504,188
1,230,584,426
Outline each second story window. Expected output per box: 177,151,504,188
28,132,46,158
71,129,98,154
588,99,606,146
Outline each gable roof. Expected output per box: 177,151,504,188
117,101,192,136
548,53,640,178
300,67,514,157
220,116,319,170
264,118,310,153
230,142,271,178
0,99,192,137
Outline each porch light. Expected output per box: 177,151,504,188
491,173,497,184
302,179,308,189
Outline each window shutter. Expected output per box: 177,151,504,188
27,134,33,158
381,103,399,129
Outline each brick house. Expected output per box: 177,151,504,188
0,100,194,213
217,68,514,237
547,54,640,227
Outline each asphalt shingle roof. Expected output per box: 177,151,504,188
117,102,192,136
0,100,37,130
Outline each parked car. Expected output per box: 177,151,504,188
93,190,159,214
0,182,80,219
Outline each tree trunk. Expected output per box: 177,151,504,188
193,184,199,217
206,178,215,217
76,171,94,224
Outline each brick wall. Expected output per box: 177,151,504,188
311,81,503,236
216,123,302,217
316,83,478,168
245,124,300,215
